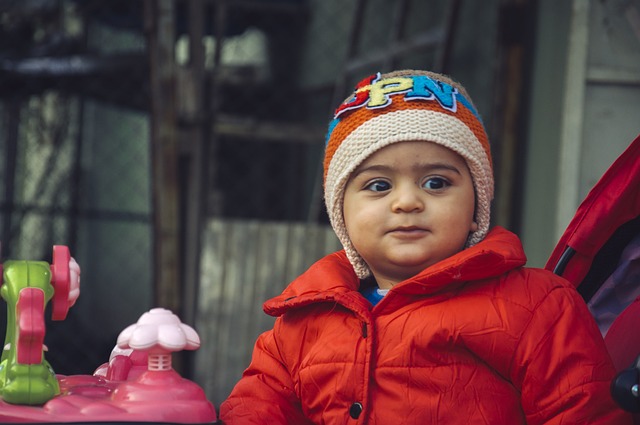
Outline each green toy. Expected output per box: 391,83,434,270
0,246,74,405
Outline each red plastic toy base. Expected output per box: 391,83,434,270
0,371,217,423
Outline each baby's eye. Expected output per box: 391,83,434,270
364,180,391,192
422,177,449,190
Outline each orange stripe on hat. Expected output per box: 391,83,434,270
324,91,491,183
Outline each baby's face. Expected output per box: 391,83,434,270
343,141,477,288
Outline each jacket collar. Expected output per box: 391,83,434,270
264,227,526,316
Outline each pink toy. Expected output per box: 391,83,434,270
0,247,217,425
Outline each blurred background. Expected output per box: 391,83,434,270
0,0,638,410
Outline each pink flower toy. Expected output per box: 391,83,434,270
106,308,216,422
117,307,200,372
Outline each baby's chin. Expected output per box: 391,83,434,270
370,259,438,285
387,251,446,269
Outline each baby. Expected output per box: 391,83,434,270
219,70,631,424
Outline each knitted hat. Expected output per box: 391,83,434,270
324,70,493,278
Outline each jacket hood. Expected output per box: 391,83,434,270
264,226,526,317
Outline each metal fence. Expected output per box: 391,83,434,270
1,0,153,375
0,0,501,410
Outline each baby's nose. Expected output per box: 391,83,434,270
391,186,425,213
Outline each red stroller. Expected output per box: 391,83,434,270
545,134,640,416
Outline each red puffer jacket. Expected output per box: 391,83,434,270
220,227,632,424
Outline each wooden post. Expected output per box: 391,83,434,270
491,0,536,233
145,0,181,314
180,0,207,329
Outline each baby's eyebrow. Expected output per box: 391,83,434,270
352,164,392,176
354,162,462,177
412,162,462,175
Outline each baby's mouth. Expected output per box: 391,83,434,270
388,225,428,234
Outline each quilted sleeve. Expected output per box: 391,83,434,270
511,276,633,425
219,327,312,425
